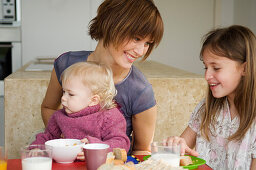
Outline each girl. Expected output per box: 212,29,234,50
165,25,256,170
32,62,130,155
41,0,163,155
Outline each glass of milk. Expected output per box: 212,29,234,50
151,142,180,167
21,145,52,170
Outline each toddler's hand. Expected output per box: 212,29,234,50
163,136,199,157
76,151,85,161
76,138,89,161
81,138,89,144
60,133,64,138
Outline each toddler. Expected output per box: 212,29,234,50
31,62,130,157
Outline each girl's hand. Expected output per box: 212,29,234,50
163,136,199,157
76,138,89,161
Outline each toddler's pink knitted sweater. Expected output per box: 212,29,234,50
31,104,130,152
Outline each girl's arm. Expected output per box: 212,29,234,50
132,106,157,155
180,126,197,149
41,68,63,126
165,126,198,156
251,158,256,170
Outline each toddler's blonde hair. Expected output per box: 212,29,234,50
61,62,116,110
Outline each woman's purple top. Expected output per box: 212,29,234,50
54,51,156,139
32,104,130,152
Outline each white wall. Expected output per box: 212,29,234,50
151,0,256,75
21,0,94,64
151,0,214,75
213,0,256,35
234,0,256,34
20,0,256,74
20,0,215,75
214,0,234,27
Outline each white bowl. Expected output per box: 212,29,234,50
45,139,84,163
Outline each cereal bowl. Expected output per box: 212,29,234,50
45,139,84,163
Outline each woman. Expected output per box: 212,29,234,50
41,0,164,155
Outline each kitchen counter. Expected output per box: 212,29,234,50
4,60,206,158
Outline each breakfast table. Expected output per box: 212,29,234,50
7,155,212,170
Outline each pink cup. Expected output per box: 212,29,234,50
83,143,110,170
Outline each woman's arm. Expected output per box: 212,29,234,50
131,106,157,155
41,68,63,126
251,158,256,170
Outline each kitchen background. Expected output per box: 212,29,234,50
0,0,256,147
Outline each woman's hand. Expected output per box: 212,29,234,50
76,138,89,161
163,136,199,157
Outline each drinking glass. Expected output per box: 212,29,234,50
21,144,52,170
0,146,7,170
151,141,180,167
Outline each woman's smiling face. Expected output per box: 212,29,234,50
107,36,153,69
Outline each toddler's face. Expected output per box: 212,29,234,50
202,48,245,100
61,77,93,114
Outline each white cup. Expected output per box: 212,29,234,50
21,145,52,170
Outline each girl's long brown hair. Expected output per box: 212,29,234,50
199,25,256,141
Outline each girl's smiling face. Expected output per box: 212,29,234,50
107,36,153,69
203,49,245,100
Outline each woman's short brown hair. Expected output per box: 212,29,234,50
89,0,164,60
